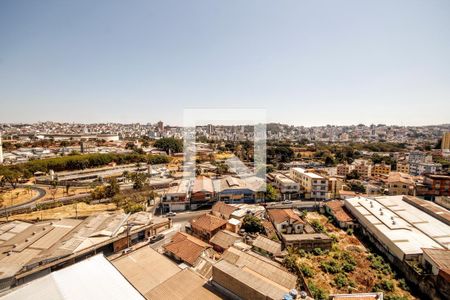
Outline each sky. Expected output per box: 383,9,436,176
0,0,449,126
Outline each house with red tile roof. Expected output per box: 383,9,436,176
189,213,228,241
163,232,212,266
266,208,305,234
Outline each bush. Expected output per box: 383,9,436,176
342,262,355,272
312,248,323,256
320,259,340,274
299,263,314,278
311,219,325,233
373,279,395,292
308,281,328,300
334,273,348,288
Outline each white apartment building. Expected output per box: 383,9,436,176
289,167,328,200
273,173,299,200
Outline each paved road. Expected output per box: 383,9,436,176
1,185,47,216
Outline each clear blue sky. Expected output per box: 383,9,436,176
0,0,449,126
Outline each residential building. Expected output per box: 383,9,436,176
280,233,332,250
190,176,215,209
212,247,298,300
336,164,351,176
290,167,328,200
396,161,409,174
267,208,305,234
324,200,357,229
416,173,450,199
112,239,222,300
209,230,242,252
163,232,213,266
371,162,391,177
442,132,450,151
211,201,238,220
272,173,299,200
213,176,265,203
190,214,228,241
387,172,415,196
161,179,191,212
352,160,372,178
251,235,283,258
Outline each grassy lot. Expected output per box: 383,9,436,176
39,186,92,202
0,202,118,222
0,188,38,207
285,212,416,300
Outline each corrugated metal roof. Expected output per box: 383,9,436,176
345,195,450,259
0,254,144,300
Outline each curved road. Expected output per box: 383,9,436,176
0,185,92,217
1,185,47,216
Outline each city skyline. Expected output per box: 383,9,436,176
1,0,450,125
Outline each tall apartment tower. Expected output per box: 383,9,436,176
0,131,3,164
442,132,450,151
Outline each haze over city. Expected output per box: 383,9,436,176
1,0,450,125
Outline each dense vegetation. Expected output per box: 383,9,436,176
0,153,170,186
153,137,183,153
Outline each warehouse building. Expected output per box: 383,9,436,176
0,212,170,291
344,195,450,262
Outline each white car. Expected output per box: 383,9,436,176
166,212,177,217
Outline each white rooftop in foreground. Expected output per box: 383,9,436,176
344,195,450,260
0,255,144,300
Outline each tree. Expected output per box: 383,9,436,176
242,214,264,233
105,178,120,197
346,170,360,180
0,169,22,189
154,137,183,154
349,182,366,194
130,173,147,190
324,155,335,166
49,180,59,201
265,184,279,202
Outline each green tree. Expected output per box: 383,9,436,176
105,178,120,197
0,169,22,189
242,214,264,233
154,137,183,153
130,173,147,190
265,184,279,202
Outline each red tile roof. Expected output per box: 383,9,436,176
211,202,238,219
163,232,211,266
326,200,355,223
191,213,228,233
267,209,305,225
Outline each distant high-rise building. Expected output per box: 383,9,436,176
157,121,164,132
207,124,213,134
0,131,3,164
442,132,450,150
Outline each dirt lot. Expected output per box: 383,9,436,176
0,188,38,207
0,202,118,222
292,212,417,300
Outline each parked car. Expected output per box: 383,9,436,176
166,212,177,217
149,234,165,244
282,200,293,204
